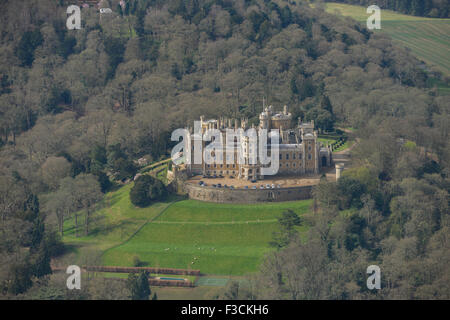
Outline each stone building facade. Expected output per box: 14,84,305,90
182,105,332,180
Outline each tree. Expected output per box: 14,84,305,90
41,156,72,190
130,175,167,208
31,241,52,278
16,29,43,67
127,271,151,300
74,174,103,236
337,176,367,209
107,144,137,181
270,210,302,249
5,261,33,295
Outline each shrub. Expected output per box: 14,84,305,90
130,175,167,207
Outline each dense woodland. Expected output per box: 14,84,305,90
0,0,448,299
321,0,450,18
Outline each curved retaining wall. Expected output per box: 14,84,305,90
186,183,313,203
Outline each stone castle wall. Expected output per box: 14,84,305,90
185,183,313,204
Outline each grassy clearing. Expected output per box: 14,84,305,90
61,183,177,265
318,132,353,152
61,181,312,276
102,199,312,275
155,199,312,223
103,222,281,275
333,139,354,152
323,3,450,77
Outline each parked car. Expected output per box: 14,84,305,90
212,184,217,188
252,186,257,190
217,183,222,188
266,184,271,189
260,185,264,189
277,184,281,188
244,186,249,189
229,186,234,189
251,179,257,183
271,184,275,189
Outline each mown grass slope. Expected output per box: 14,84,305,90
324,3,450,77
62,183,312,275
101,199,312,275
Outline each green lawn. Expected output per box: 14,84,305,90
155,199,311,223
61,183,176,266
101,199,312,275
61,183,312,276
318,133,341,147
318,132,353,152
323,3,450,77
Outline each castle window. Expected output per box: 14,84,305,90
308,146,312,151
214,164,217,168
279,154,282,160
293,154,296,159
293,163,296,167
286,154,289,160
308,154,312,160
286,163,289,167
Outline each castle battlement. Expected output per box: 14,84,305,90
182,105,332,181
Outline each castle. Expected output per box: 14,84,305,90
182,105,332,181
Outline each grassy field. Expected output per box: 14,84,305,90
102,199,311,275
61,183,312,276
60,183,177,267
323,3,450,78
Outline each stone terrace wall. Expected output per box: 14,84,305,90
186,184,313,203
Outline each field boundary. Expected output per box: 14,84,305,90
100,200,179,259
154,219,278,225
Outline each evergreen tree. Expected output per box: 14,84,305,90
127,271,151,300
16,30,43,67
